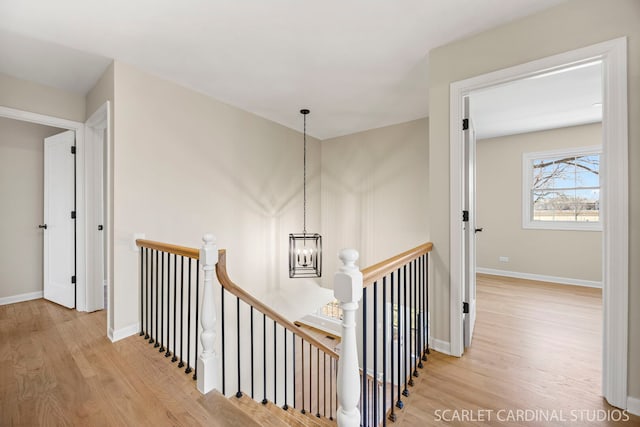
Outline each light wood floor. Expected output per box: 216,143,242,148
2,275,639,426
395,274,639,426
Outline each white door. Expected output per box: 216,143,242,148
43,130,76,308
85,124,105,311
463,97,478,349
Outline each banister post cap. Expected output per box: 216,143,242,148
201,233,218,266
334,249,362,303
338,249,359,269
202,233,216,246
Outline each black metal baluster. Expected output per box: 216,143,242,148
383,275,388,426
149,250,155,344
159,252,165,353
262,313,267,405
185,258,192,373
236,296,242,397
308,342,312,415
373,281,378,425
178,257,185,368
293,334,296,410
409,259,418,387
172,254,178,363
283,328,288,410
330,357,334,421
413,259,419,376
250,306,254,399
167,251,171,354
323,353,327,418
193,259,199,380
273,320,277,405
403,264,409,397
409,260,415,386
423,254,430,360
139,248,144,336
154,250,159,347
416,256,424,369
316,347,320,418
301,339,306,414
390,270,397,420
221,287,226,395
362,286,368,426
149,251,160,348
165,253,172,358
145,248,150,340
396,267,403,410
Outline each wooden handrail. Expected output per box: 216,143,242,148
361,242,433,287
216,249,339,360
136,239,199,259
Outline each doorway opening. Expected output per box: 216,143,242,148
0,104,111,333
449,38,628,409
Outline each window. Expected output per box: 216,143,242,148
523,146,601,231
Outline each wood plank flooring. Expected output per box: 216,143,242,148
394,274,639,426
2,275,638,426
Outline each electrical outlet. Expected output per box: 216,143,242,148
499,256,509,263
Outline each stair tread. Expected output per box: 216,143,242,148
196,391,262,427
227,393,336,427
268,402,337,427
226,394,290,427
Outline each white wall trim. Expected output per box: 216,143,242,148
449,37,628,408
428,336,451,355
627,397,640,416
476,267,602,288
0,291,43,306
108,322,140,342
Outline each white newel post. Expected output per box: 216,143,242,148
334,249,363,427
197,233,219,394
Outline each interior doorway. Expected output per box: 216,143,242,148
449,38,629,409
0,104,111,325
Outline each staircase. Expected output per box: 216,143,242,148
136,236,433,426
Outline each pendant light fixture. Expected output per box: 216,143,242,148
289,109,322,278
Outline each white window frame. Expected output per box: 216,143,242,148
522,145,602,231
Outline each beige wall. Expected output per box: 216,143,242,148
321,118,429,287
0,73,85,122
111,61,321,331
0,117,63,299
428,0,639,398
477,123,602,282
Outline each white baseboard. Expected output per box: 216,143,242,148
628,396,640,416
476,267,602,288
108,322,140,342
429,335,452,355
0,291,43,306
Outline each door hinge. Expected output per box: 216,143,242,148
71,275,76,284
462,210,469,222
71,146,76,154
462,118,469,131
71,210,76,219
463,302,469,314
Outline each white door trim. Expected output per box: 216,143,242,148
0,105,111,321
448,37,628,409
85,102,110,315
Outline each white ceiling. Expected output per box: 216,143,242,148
0,0,568,139
470,60,603,140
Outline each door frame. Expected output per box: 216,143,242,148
0,104,111,324
449,37,628,408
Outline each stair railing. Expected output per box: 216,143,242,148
136,238,201,382
215,245,340,421
335,242,433,427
